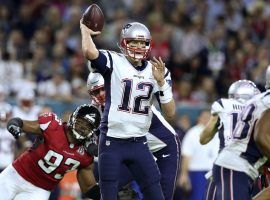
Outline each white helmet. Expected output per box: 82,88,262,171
87,72,105,106
119,22,152,61
228,80,260,103
265,65,270,89
87,72,104,92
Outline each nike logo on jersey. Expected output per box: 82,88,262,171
162,154,170,158
133,75,144,79
143,141,148,145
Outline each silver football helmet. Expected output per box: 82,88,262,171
265,65,270,89
119,22,152,61
87,72,105,106
87,72,104,91
228,80,260,103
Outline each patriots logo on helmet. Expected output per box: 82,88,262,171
123,23,132,33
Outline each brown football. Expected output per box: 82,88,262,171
82,4,104,32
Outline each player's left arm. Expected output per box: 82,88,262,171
254,109,270,159
7,118,42,139
77,163,97,193
151,57,175,120
200,114,219,144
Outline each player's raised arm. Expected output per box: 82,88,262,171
151,56,175,119
7,118,42,139
200,114,218,144
80,20,100,61
254,109,270,159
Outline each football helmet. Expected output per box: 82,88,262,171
87,72,105,106
119,22,152,61
67,104,101,142
265,65,270,89
228,80,260,103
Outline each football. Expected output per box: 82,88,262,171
82,4,104,32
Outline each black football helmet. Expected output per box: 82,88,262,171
67,104,101,142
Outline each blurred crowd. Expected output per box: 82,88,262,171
1,0,270,106
1,0,270,199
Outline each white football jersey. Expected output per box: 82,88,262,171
215,91,269,180
211,98,245,149
90,50,172,138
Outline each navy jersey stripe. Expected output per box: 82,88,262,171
106,51,113,69
218,124,225,151
217,99,224,108
99,70,112,135
263,91,270,97
164,70,170,78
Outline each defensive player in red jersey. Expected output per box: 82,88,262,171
0,104,101,200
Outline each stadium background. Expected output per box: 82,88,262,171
0,0,269,199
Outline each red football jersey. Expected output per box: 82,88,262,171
12,112,93,191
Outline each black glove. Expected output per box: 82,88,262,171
82,183,100,200
7,118,23,139
84,133,99,156
87,143,98,157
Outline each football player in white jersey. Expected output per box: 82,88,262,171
200,80,261,200
210,74,270,199
84,72,180,200
80,20,175,200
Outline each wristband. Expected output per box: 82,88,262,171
158,81,173,104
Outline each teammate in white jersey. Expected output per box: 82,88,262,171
200,80,260,200
210,75,270,200
80,20,175,200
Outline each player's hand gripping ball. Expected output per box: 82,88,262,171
82,4,104,32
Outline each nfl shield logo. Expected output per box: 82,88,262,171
77,146,85,155
105,140,110,146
